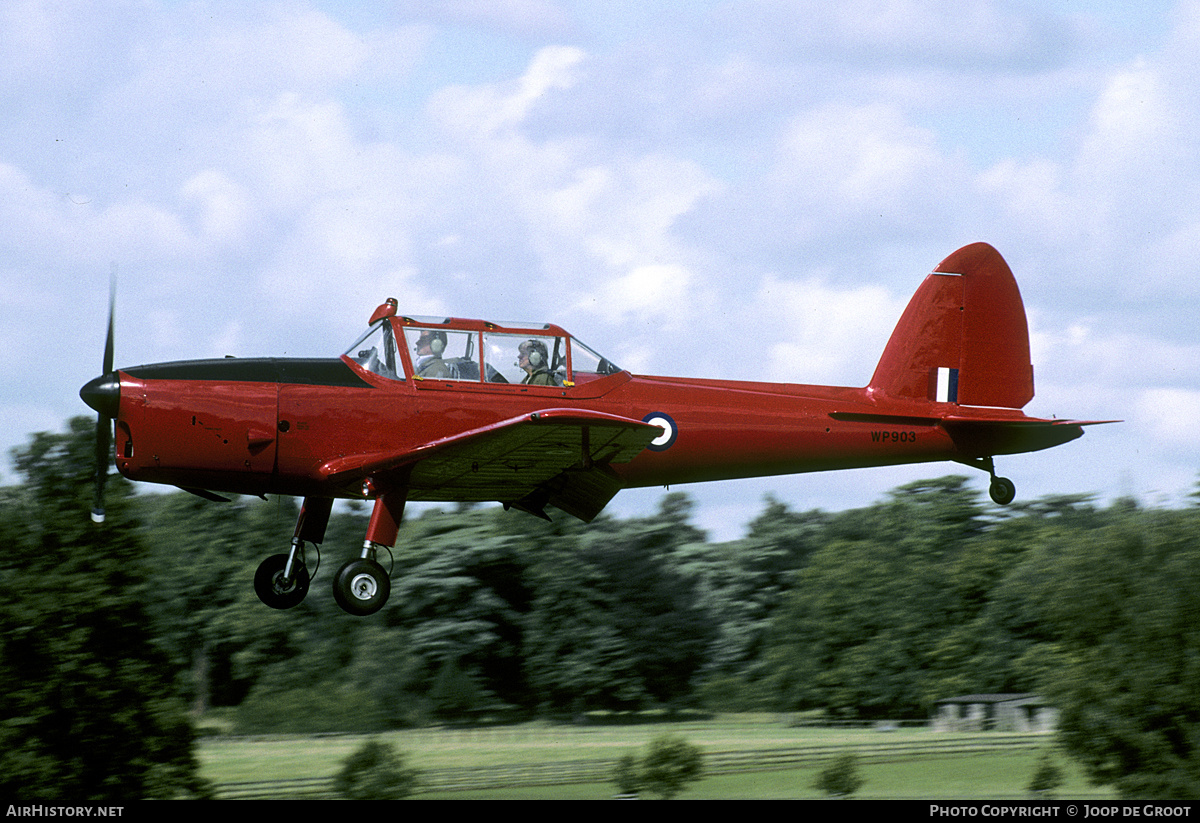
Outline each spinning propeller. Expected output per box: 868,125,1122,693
79,276,119,523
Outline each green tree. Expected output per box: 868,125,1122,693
0,418,207,800
763,477,995,717
612,753,642,796
524,544,648,710
334,739,419,799
139,491,294,712
524,496,714,712
813,752,865,797
1038,508,1200,798
391,506,534,717
639,734,704,799
687,497,828,709
1028,751,1065,797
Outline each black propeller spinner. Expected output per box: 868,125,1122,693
79,279,119,523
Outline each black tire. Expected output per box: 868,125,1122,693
989,476,1016,506
254,553,310,609
333,558,391,616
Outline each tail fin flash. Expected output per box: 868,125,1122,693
869,243,1034,409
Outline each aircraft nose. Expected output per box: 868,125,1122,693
80,373,121,418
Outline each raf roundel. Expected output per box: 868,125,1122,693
642,412,678,452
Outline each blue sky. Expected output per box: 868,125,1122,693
3,0,1196,538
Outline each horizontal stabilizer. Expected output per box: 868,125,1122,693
941,416,1119,458
829,410,1118,459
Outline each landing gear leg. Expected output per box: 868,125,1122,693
333,491,404,616
254,497,332,609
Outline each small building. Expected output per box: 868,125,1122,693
933,693,1057,732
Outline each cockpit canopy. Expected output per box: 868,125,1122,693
344,309,621,387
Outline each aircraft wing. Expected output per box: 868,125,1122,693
317,409,661,522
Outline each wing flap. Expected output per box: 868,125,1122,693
317,409,659,519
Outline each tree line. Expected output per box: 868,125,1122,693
3,417,1200,798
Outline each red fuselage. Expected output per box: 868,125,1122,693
107,353,1079,504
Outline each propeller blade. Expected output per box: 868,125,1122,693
103,271,115,376
91,270,117,524
92,413,110,523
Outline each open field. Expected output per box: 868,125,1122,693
425,754,1112,800
198,717,1119,800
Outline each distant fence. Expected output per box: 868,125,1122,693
211,733,1048,799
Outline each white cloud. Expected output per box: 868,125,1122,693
240,94,364,203
721,0,1073,70
1031,315,1200,392
773,103,946,206
404,0,574,38
1076,58,1183,215
577,263,694,325
429,45,586,137
181,170,252,244
976,159,1082,240
1137,388,1200,448
748,274,907,385
420,46,725,332
116,6,367,107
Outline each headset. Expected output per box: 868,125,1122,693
417,330,447,356
519,339,547,368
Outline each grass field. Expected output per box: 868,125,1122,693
423,754,1112,800
198,716,1119,800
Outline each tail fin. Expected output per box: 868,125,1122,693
869,243,1034,409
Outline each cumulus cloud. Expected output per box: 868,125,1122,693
773,103,948,209
402,0,575,38
749,274,906,385
429,45,587,137
716,0,1075,71
181,170,253,245
576,263,694,325
424,46,723,333
1137,388,1200,449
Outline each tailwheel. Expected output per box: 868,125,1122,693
956,456,1018,506
333,557,391,616
989,475,1016,506
254,553,311,609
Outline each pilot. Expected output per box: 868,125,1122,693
517,339,556,386
414,330,450,378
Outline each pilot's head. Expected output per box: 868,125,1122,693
518,339,548,371
416,330,447,356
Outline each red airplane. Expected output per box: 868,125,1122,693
81,243,1112,615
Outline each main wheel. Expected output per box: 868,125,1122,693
989,476,1016,506
254,553,310,609
333,558,391,616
